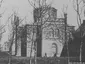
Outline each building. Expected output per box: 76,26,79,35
61,20,85,62
33,6,57,22
15,19,74,57
11,6,75,57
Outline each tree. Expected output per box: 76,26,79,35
6,11,26,64
27,0,54,64
8,12,25,53
0,0,6,52
73,0,84,26
0,0,5,42
27,0,73,58
73,0,85,63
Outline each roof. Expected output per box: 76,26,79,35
61,21,85,62
75,20,85,37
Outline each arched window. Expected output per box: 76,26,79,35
52,43,58,57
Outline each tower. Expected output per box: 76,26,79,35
36,25,42,57
21,25,27,56
33,6,57,57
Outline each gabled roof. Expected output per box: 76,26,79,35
75,20,85,37
61,20,85,62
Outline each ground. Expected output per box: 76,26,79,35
0,56,68,64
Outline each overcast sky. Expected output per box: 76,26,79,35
0,0,85,44
1,0,79,26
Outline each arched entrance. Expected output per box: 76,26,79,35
52,43,58,57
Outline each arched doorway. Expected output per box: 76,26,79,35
52,43,58,57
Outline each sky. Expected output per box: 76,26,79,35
0,0,85,44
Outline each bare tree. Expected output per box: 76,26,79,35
6,11,26,64
73,0,85,26
27,0,54,64
73,0,85,63
27,0,72,58
0,0,6,42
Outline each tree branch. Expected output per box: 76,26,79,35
28,0,36,8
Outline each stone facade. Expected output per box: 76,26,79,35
11,6,75,57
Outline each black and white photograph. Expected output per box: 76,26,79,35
0,0,85,64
